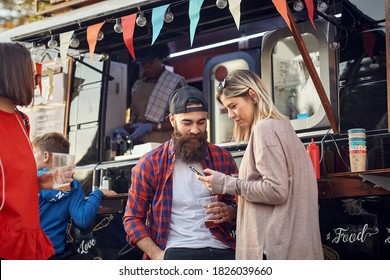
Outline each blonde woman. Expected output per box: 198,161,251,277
197,70,323,260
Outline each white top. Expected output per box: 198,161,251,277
165,159,228,250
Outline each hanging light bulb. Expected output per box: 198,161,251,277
69,34,80,48
114,18,123,33
136,11,147,27
293,0,304,12
216,0,227,9
317,0,328,13
97,30,104,41
47,35,58,49
164,8,174,23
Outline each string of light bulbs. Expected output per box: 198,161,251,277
30,0,339,53
30,0,229,49
293,0,329,13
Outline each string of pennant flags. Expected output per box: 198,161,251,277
45,0,315,64
70,0,244,64
35,0,316,81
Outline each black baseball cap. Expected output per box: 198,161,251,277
169,86,208,114
136,43,170,63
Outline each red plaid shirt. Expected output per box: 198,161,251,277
123,139,238,259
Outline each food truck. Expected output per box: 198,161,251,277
1,0,390,259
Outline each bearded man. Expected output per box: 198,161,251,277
123,86,238,260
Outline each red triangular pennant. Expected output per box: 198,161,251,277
87,22,105,62
122,14,137,60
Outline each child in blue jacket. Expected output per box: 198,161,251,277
33,132,116,259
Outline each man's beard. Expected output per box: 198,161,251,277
173,130,208,164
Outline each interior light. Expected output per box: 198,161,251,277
170,31,267,58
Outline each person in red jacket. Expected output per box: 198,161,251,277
0,42,73,260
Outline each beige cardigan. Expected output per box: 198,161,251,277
212,119,324,260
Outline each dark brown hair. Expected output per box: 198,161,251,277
0,42,35,106
32,132,70,154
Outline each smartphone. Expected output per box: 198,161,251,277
189,166,203,176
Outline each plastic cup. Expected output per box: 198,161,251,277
348,128,366,134
348,128,366,141
349,153,367,172
348,133,366,140
52,152,75,191
349,144,366,151
348,140,366,146
349,149,367,154
349,137,366,142
198,195,219,228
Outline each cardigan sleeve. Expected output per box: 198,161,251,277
212,123,290,205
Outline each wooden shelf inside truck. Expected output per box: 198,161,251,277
318,168,390,199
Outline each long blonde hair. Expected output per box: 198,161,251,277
216,70,287,143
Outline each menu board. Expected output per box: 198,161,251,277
18,72,67,140
320,195,390,259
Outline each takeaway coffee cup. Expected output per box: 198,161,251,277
349,150,367,172
52,152,75,191
198,195,219,228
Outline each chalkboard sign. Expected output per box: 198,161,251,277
66,213,143,260
319,195,390,259
19,72,67,140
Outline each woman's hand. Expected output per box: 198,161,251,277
196,168,216,191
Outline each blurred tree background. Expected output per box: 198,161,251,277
0,0,41,31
